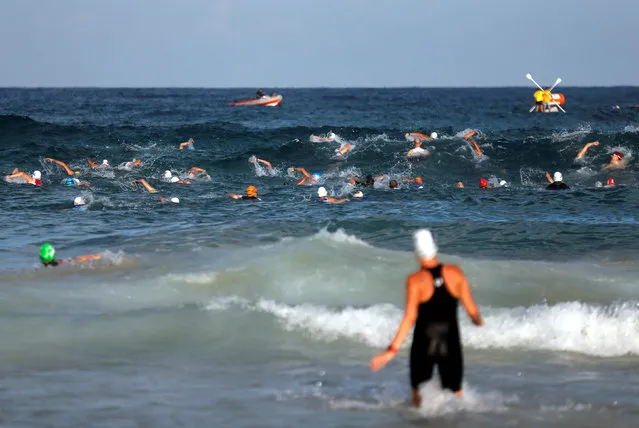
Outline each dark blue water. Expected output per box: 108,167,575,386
1,88,639,427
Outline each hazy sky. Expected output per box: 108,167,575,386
1,0,637,87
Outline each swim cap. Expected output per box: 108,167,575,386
613,151,624,159
33,170,41,179
170,176,179,183
246,185,258,197
65,177,75,186
312,173,321,181
102,159,109,165
413,229,438,260
328,132,335,139
479,178,488,188
595,181,603,188
499,180,507,187
170,197,180,204
164,170,172,178
353,191,364,198
40,243,56,263
317,187,328,198
430,132,438,139
415,177,423,184
553,172,563,182
74,196,85,206
607,177,615,185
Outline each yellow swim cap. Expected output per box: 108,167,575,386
246,185,257,197
75,171,81,175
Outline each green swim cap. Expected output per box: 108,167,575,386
40,243,56,263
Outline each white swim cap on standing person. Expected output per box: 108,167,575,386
170,197,180,204
170,176,179,183
553,172,563,182
430,132,438,139
317,187,328,198
164,170,172,178
73,196,85,206
413,229,438,260
33,170,41,179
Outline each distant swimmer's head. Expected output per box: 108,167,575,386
246,185,258,197
389,179,399,189
457,181,465,188
553,172,563,182
414,138,422,147
430,132,438,139
312,173,321,181
364,175,375,187
40,242,56,264
595,181,603,188
415,177,423,184
607,177,616,186
170,197,180,204
74,196,86,206
353,191,364,198
65,177,75,187
317,186,328,198
170,176,179,183
328,132,336,139
499,180,508,187
612,151,624,160
33,170,41,179
102,159,110,166
479,178,488,189
413,229,438,260
164,170,172,178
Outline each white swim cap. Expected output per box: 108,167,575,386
499,180,507,186
317,187,328,198
164,170,172,178
170,197,180,204
102,159,109,165
33,170,41,179
170,176,179,183
553,172,563,182
73,196,85,206
413,229,438,260
353,191,364,198
430,132,438,139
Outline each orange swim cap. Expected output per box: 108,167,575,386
246,185,258,197
415,177,423,184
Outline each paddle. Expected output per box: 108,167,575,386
526,73,544,91
549,77,562,91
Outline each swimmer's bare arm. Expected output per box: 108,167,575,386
327,197,349,203
467,139,483,157
229,193,242,199
87,158,100,167
6,171,31,181
179,141,193,150
189,167,207,174
131,179,157,193
576,141,599,159
256,159,273,169
45,158,74,176
370,276,420,371
454,266,483,326
544,172,553,183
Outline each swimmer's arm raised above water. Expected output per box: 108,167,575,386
87,158,100,167
130,178,157,193
251,158,273,169
545,172,554,183
576,141,599,159
189,167,207,175
466,139,483,157
45,158,74,176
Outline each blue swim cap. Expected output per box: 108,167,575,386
65,177,75,186
312,173,321,180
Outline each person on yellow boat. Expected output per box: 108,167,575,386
534,89,544,112
229,185,261,201
39,242,101,267
45,158,79,176
542,87,552,111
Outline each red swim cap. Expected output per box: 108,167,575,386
607,177,615,185
479,178,488,188
613,151,623,159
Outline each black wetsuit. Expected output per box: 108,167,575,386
546,181,570,190
42,261,61,267
256,90,264,98
241,195,260,201
410,265,463,392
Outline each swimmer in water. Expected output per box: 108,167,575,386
45,158,79,176
389,179,399,189
575,141,599,160
402,177,424,189
65,177,91,188
335,143,352,157
179,138,194,150
5,169,42,186
187,167,209,179
249,156,276,175
229,185,261,201
463,131,483,158
124,159,142,168
370,229,483,406
479,178,492,189
130,178,157,193
405,132,437,142
158,196,180,204
73,196,89,211
407,139,430,158
39,242,102,267
163,171,191,184
87,158,110,168
545,171,570,190
317,186,348,203
602,151,626,170
309,132,336,143
456,182,464,188
288,167,321,185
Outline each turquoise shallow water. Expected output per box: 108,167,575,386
1,88,639,427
